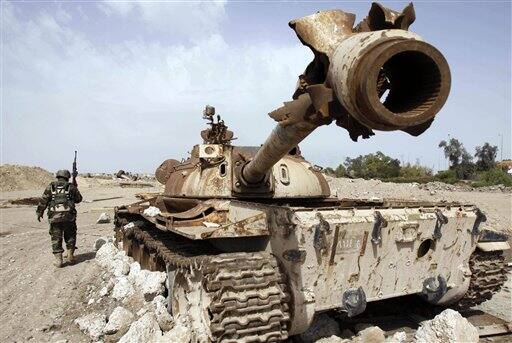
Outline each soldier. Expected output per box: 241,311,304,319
36,169,83,267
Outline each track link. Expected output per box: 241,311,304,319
122,224,291,342
456,250,508,309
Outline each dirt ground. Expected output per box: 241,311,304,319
0,176,510,342
0,178,163,342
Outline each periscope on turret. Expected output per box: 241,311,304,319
114,3,509,342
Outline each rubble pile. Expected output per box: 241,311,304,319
419,181,511,193
312,309,479,343
79,171,155,181
74,239,192,342
414,309,479,343
327,176,511,200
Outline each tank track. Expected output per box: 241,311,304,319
456,250,508,310
123,225,291,343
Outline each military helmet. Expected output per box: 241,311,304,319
56,169,71,180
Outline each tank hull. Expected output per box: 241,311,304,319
114,197,508,338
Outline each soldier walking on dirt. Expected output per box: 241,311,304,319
36,170,82,267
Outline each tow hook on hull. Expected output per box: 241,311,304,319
422,275,447,304
371,211,388,245
433,209,448,240
342,287,367,317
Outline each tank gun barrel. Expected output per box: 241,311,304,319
242,118,318,184
241,3,451,186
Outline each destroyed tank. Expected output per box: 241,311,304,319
114,3,509,342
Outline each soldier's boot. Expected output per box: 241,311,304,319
67,249,75,265
53,253,63,268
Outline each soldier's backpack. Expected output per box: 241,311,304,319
49,182,74,222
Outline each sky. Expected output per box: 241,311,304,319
1,0,511,174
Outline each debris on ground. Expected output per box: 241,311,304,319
135,192,161,200
385,331,406,343
95,242,119,268
143,206,161,217
111,257,130,277
315,325,387,343
129,266,166,301
94,237,110,251
97,212,111,224
103,306,134,335
116,170,139,181
112,276,135,301
152,295,174,331
118,312,162,343
85,196,124,203
157,315,191,343
414,309,479,343
299,313,341,342
119,182,154,188
8,197,41,206
354,326,385,342
74,313,107,341
123,222,135,231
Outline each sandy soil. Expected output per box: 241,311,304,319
0,165,53,192
0,176,510,342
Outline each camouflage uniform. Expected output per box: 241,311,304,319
36,170,82,266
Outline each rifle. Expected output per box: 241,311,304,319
72,150,78,186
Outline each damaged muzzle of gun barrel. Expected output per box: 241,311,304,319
287,2,451,138
241,3,451,185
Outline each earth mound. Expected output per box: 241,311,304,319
0,164,54,192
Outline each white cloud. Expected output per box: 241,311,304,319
99,0,227,38
2,2,311,172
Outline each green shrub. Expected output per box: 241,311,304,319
435,169,458,184
400,163,433,178
471,168,512,187
345,152,400,179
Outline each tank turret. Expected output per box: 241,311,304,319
157,3,450,199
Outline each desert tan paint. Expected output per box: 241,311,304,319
177,146,326,198
266,206,477,334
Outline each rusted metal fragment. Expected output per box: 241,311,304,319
268,93,313,127
155,159,180,184
135,192,160,201
8,197,40,206
289,10,355,56
355,2,416,32
307,84,334,118
203,212,269,239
